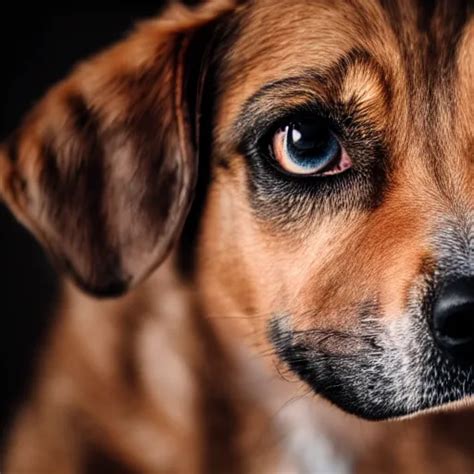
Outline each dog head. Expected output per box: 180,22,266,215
0,0,473,420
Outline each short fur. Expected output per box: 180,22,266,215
0,1,473,472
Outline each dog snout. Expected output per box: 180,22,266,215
431,276,474,364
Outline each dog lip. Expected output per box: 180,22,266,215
268,313,474,421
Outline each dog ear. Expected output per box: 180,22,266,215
0,1,234,297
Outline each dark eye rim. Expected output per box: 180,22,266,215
237,99,390,220
239,99,387,191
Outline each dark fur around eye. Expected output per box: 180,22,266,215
238,101,391,231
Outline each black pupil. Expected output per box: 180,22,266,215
286,120,340,171
290,121,331,152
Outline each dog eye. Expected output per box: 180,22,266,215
271,119,351,176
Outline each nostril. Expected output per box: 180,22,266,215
432,277,474,362
435,303,474,345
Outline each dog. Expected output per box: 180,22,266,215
0,0,473,472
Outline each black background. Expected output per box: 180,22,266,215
0,3,164,449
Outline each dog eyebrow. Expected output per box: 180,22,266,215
230,48,391,154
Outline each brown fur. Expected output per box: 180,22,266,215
1,0,473,472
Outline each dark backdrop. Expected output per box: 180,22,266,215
0,3,163,449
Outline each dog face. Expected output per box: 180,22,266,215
199,0,474,420
0,0,473,421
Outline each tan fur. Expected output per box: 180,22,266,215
1,0,473,472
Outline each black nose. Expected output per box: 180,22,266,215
432,277,474,363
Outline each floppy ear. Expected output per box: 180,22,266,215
0,1,234,297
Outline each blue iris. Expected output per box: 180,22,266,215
286,120,340,172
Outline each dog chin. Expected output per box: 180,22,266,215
269,316,474,421
294,370,474,421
